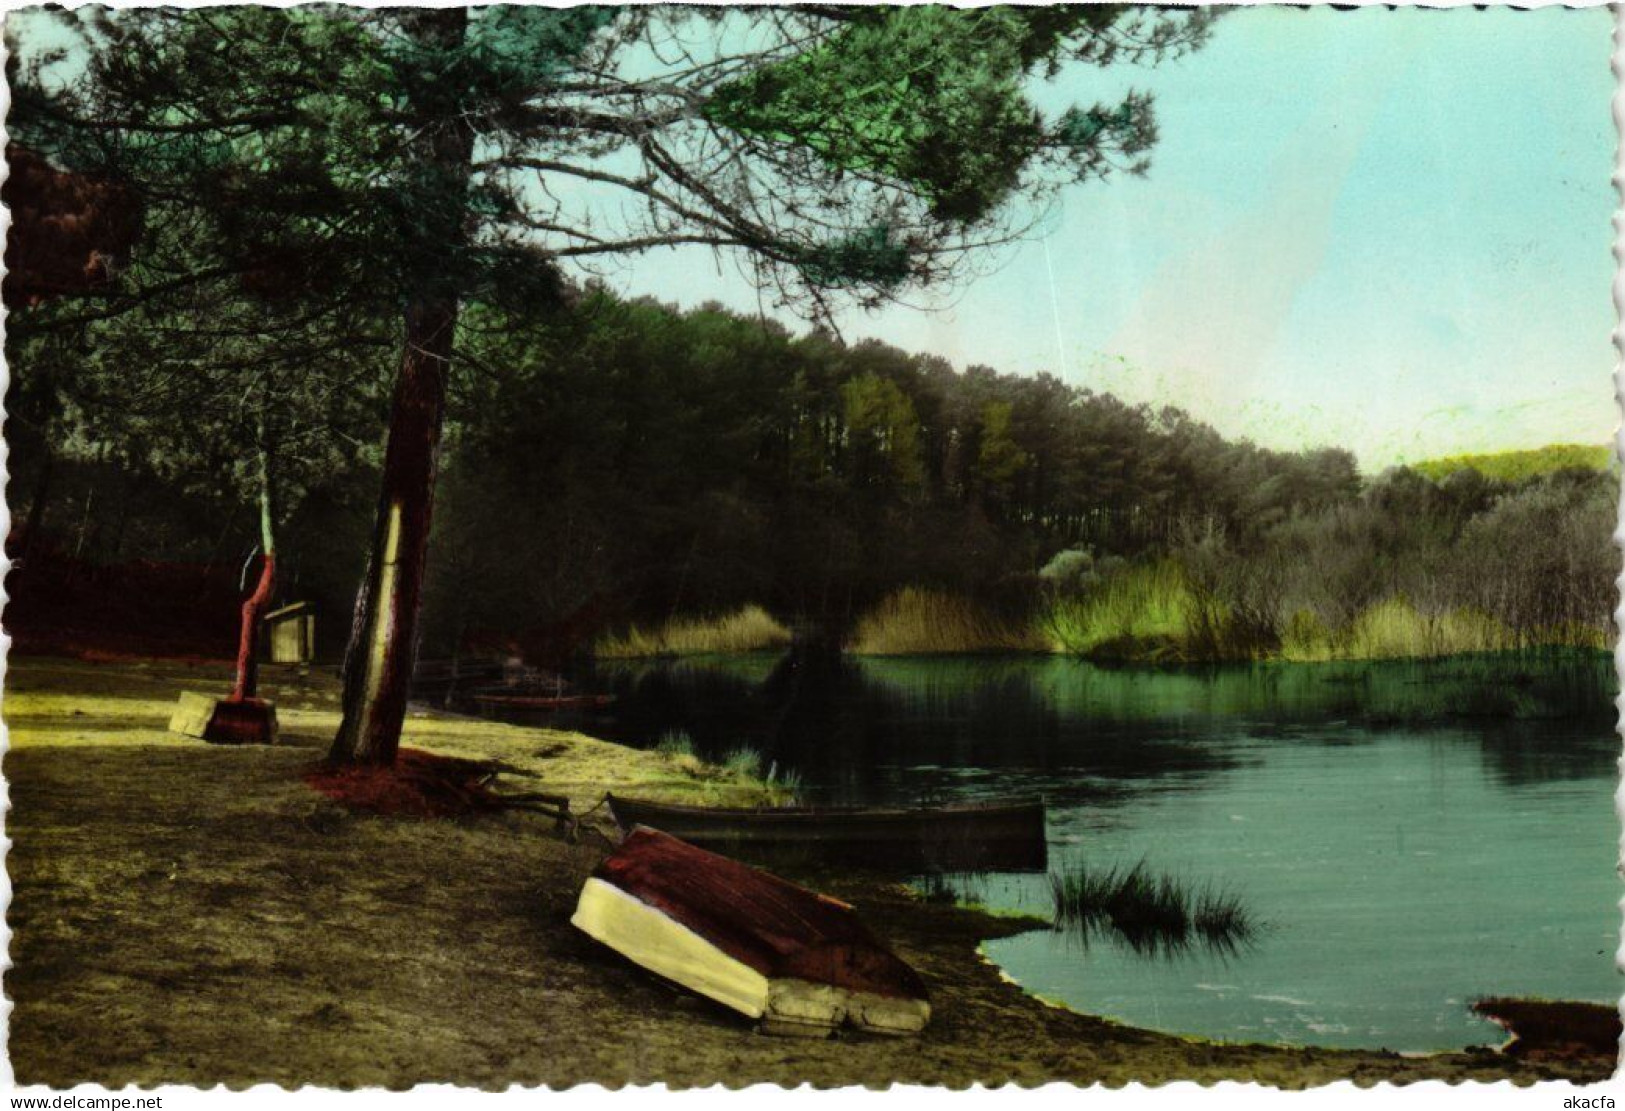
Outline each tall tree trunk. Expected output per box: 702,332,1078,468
328,301,456,763
329,7,472,766
230,443,277,702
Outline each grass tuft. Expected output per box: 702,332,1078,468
765,762,803,798
654,730,696,758
721,744,764,778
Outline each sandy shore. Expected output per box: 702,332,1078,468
4,655,1614,1087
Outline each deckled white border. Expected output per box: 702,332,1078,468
0,0,1619,1106
1615,0,1625,1103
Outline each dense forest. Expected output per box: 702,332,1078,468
8,288,1615,665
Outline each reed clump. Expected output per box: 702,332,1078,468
1042,563,1600,664
595,604,792,659
1049,860,1261,956
850,587,1046,655
1317,599,1515,660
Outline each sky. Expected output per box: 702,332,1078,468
573,7,1619,469
8,6,1615,469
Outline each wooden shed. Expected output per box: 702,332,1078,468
262,602,315,665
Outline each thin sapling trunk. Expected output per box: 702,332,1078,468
230,441,277,702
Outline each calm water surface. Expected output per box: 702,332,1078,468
558,651,1619,1052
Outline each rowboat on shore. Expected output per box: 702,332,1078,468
605,794,1047,872
573,827,932,1037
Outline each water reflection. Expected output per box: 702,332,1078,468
575,648,1614,801
528,647,1619,1051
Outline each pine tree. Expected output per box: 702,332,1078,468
8,4,1210,764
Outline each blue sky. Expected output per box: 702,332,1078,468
10,6,1614,469
583,7,1617,468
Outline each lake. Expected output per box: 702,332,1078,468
552,650,1620,1053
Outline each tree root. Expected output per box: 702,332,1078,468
304,747,581,839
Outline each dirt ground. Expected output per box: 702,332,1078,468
4,656,1616,1088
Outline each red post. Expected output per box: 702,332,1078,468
229,553,276,702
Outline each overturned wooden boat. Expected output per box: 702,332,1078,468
605,793,1047,872
572,826,930,1037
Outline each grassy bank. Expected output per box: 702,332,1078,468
4,655,1609,1087
595,604,792,659
4,656,792,810
846,570,1608,664
1043,566,1607,663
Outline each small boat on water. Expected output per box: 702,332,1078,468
605,794,1047,872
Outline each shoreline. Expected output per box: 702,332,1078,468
5,654,1615,1087
979,940,1619,1063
